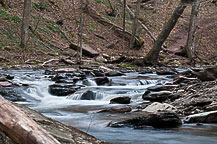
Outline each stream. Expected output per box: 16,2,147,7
2,69,217,144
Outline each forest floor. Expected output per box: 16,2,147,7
0,0,216,68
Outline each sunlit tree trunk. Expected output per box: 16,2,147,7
130,0,141,49
185,2,200,60
20,0,32,49
144,0,186,65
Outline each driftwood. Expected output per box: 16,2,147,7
0,95,61,144
83,6,144,49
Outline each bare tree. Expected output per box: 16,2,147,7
144,0,187,65
20,0,32,49
185,2,200,60
122,0,126,49
130,0,141,49
77,0,84,63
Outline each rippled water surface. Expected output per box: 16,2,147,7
2,69,217,144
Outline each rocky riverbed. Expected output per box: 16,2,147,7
0,64,217,143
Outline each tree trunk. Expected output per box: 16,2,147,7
144,1,186,65
20,0,32,49
0,95,61,144
122,0,126,49
78,0,84,63
117,0,156,43
185,2,200,60
130,0,141,49
83,6,144,49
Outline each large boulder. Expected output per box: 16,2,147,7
109,111,182,128
142,91,173,102
49,83,80,96
143,102,177,113
110,96,131,104
184,111,217,123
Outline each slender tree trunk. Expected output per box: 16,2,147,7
130,0,141,49
185,2,200,60
117,0,156,43
20,0,32,49
122,0,126,49
77,0,84,63
144,1,186,65
0,95,61,144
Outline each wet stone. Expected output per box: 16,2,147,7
80,90,96,100
142,90,173,102
109,111,182,128
94,77,110,85
0,87,26,102
98,106,132,113
184,110,217,123
49,83,80,96
110,96,131,104
105,71,124,77
147,85,177,92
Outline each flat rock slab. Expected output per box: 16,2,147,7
69,43,99,57
109,111,182,128
184,110,217,123
0,81,12,87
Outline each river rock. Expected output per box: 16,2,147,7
195,65,217,81
0,81,12,87
110,96,131,104
184,110,217,123
98,106,132,113
156,68,177,75
105,71,124,77
206,102,217,111
109,111,182,128
54,68,76,73
94,77,109,85
92,70,104,77
0,87,26,102
143,102,177,113
80,90,96,100
142,91,173,102
147,85,177,92
49,83,80,96
173,76,198,84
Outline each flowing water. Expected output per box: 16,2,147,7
2,69,217,144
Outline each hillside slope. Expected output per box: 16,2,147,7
0,0,216,67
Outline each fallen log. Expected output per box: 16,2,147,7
0,95,61,144
83,6,144,49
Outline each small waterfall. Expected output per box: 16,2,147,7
82,79,97,86
67,91,105,100
139,79,158,85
